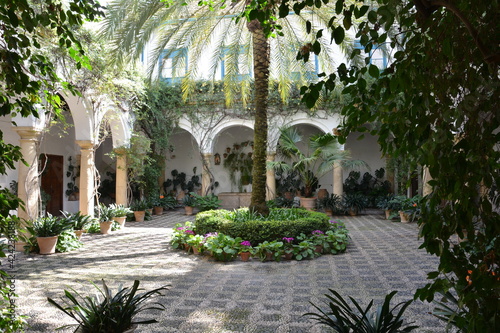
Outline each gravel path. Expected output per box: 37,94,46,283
10,210,444,332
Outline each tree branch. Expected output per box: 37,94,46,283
417,0,499,66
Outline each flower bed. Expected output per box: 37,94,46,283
170,217,349,262
194,208,331,245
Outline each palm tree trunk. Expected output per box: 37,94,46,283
248,20,270,215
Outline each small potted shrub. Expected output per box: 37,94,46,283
237,240,253,262
29,215,71,255
48,279,168,332
109,203,133,227
399,195,422,223
317,194,342,216
182,194,197,216
60,211,94,240
204,233,241,262
376,194,396,219
253,240,284,262
130,199,149,222
282,237,295,260
161,195,178,211
170,222,196,250
342,193,369,216
186,234,205,255
191,193,221,212
98,203,113,234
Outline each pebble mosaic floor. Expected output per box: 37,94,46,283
9,210,446,332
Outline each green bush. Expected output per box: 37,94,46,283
195,208,330,245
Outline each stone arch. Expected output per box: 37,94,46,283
209,119,254,154
61,92,95,143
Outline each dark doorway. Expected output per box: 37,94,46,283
40,155,64,216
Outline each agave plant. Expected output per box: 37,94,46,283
305,289,418,333
47,279,168,333
60,211,95,231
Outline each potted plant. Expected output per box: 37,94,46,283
152,196,164,215
253,240,284,262
109,203,133,227
376,194,396,219
342,193,369,216
170,223,196,251
98,203,114,234
186,234,205,255
237,240,253,262
29,214,71,255
399,195,422,223
269,127,366,210
161,195,178,211
203,233,241,262
191,192,222,212
317,193,343,216
182,194,197,216
47,279,168,332
310,230,327,254
282,237,295,260
60,211,94,240
292,239,317,261
130,199,149,222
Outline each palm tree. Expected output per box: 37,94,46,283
269,127,366,198
101,0,355,214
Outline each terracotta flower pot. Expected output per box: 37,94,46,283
284,252,293,260
300,197,317,211
385,209,392,220
74,230,84,240
325,208,333,216
399,211,410,223
100,221,113,234
14,241,27,252
240,252,251,262
315,245,323,254
134,211,145,222
154,206,164,215
265,252,274,261
113,216,126,228
37,236,58,255
184,206,194,216
317,188,329,200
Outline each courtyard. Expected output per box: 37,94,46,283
13,211,443,332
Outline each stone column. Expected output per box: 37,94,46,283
14,127,41,222
422,166,433,196
333,162,343,197
76,140,95,216
201,153,212,196
114,148,127,206
266,152,276,200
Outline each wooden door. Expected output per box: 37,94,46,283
40,155,64,216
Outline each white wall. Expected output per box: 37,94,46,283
344,132,386,181
38,112,81,213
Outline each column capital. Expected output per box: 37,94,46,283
13,127,41,140
76,140,95,150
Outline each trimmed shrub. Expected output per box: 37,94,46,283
195,208,330,245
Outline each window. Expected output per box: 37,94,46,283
220,46,252,81
159,48,188,83
291,53,319,81
354,40,388,69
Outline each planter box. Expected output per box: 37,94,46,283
218,192,252,210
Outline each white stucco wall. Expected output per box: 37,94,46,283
344,132,386,181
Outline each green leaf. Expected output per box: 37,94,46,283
369,64,379,78
333,26,344,45
335,0,344,15
306,20,312,34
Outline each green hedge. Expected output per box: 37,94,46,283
195,208,330,244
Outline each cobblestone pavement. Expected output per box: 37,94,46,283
11,210,444,332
